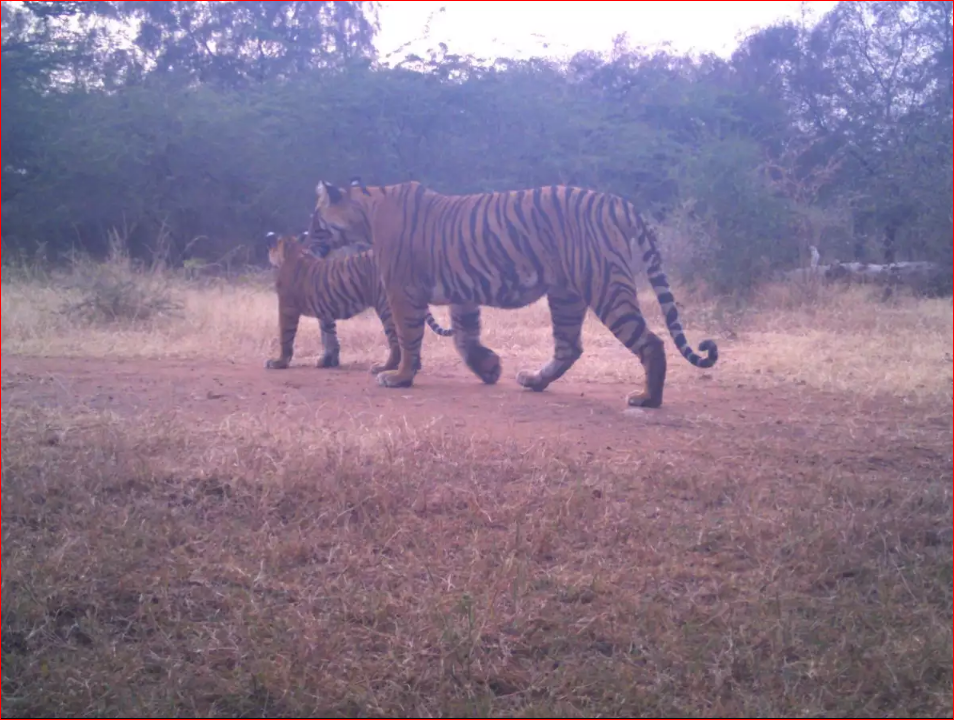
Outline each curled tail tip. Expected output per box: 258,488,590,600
698,339,718,368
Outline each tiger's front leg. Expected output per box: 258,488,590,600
375,291,426,388
370,293,426,375
316,318,341,368
370,305,402,374
264,303,300,369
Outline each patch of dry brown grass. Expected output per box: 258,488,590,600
2,404,952,718
2,267,952,402
729,281,954,399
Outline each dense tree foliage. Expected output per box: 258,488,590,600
2,1,950,292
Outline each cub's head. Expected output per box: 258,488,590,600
309,177,373,256
265,232,315,268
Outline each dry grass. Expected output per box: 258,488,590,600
2,262,952,402
2,262,953,717
3,406,951,717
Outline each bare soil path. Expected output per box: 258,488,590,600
3,354,949,473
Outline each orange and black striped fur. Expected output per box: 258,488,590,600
264,232,452,374
308,181,718,408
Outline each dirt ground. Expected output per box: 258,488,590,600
3,353,949,471
3,351,952,717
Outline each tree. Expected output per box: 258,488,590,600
741,2,953,267
115,1,379,87
2,1,949,295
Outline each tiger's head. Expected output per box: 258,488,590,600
309,177,375,256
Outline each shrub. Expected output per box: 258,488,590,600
61,232,183,325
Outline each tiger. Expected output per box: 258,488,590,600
307,179,718,408
263,232,452,375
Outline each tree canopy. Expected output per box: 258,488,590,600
2,0,950,292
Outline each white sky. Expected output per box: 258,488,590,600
375,1,838,63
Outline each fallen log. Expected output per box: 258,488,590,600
782,260,947,295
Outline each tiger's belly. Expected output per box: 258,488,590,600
305,297,366,322
430,273,547,308
492,282,548,309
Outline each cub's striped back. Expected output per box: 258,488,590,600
263,232,451,375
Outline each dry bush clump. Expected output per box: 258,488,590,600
58,236,183,326
60,259,183,325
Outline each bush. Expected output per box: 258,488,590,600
680,138,795,294
61,234,183,325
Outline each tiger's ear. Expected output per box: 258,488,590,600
265,231,279,249
348,176,368,196
315,180,343,208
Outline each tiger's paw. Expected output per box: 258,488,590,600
466,346,502,385
265,358,289,370
370,354,404,374
316,352,340,368
625,390,663,409
516,369,548,392
371,360,420,374
375,370,415,388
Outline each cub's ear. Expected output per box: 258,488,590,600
315,180,343,208
265,231,279,249
349,176,363,188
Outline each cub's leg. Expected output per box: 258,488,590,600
264,302,300,369
451,303,501,385
588,273,666,408
316,318,341,368
516,289,586,391
375,290,427,388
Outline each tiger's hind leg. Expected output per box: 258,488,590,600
451,303,501,385
316,318,341,368
516,289,586,392
589,276,667,408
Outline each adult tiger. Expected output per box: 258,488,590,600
263,232,452,374
307,180,718,408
